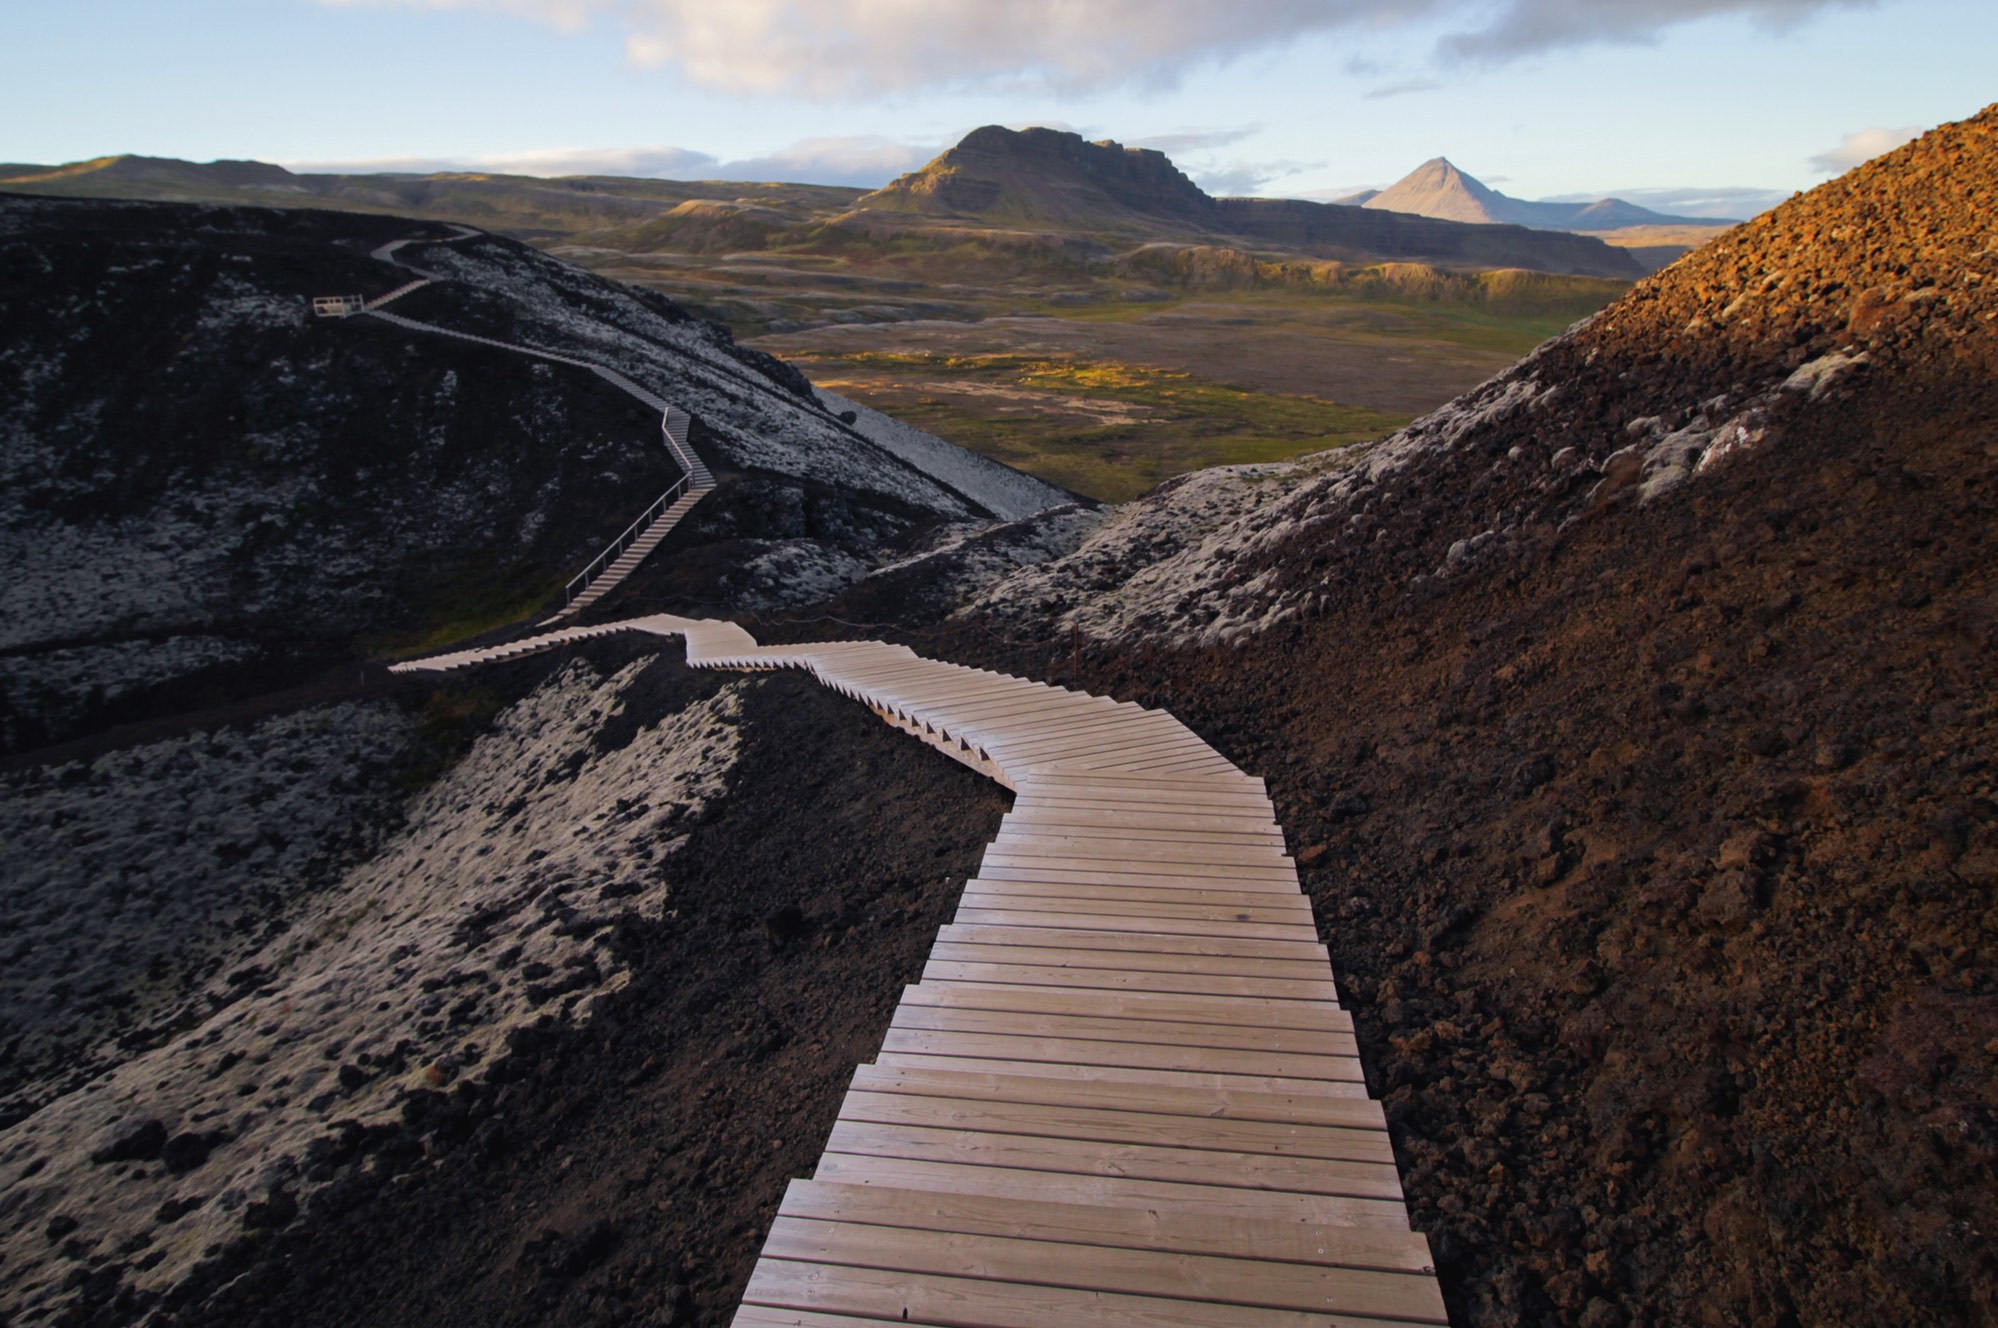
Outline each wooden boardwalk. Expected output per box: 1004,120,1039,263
392,615,1442,1322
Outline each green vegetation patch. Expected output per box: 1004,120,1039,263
814,353,1409,503
367,560,570,661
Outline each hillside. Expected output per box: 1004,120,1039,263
0,194,1072,759
872,102,1997,1324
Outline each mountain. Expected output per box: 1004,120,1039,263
3,137,1647,290
1358,156,1733,230
0,155,866,241
858,126,1644,278
855,125,1211,226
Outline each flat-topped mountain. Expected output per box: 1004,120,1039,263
1355,156,1731,231
856,125,1211,225
856,126,1643,278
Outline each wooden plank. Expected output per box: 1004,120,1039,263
950,908,1313,942
848,1063,1382,1130
741,1258,1432,1328
825,659,975,684
761,1216,1447,1322
775,1179,1433,1272
1018,769,1266,794
995,736,1214,768
993,725,1205,761
1002,808,1283,838
963,880,1311,913
834,1091,1391,1164
809,1151,1403,1227
974,863,1300,892
981,850,1297,883
1009,787,1272,814
928,943,1334,982
897,980,1349,1032
872,676,1047,706
887,1005,1355,1057
1004,804,1282,837
1029,734,1219,765
870,1051,1375,1099
733,1304,947,1328
1120,750,1244,773
877,1028,1366,1083
825,1121,1402,1198
976,698,1148,729
905,691,1091,723
937,923,1328,962
957,891,1310,927
976,862,1298,895
978,854,1298,884
1009,785,1268,809
991,831,1290,866
995,827,1288,855
921,958,1340,1003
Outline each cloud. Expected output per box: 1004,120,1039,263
704,135,940,187
286,135,937,187
286,145,718,177
324,0,1881,100
1128,126,1261,156
321,0,613,33
1808,124,1923,173
1538,184,1792,219
1189,159,1322,197
1436,0,1878,61
1365,78,1443,99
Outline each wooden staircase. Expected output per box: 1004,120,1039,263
343,229,717,625
388,615,1445,1326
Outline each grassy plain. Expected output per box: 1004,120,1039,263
804,351,1411,501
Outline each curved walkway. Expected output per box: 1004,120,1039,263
343,227,714,621
394,616,1443,1325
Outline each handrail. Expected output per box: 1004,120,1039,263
355,226,717,615
563,472,689,604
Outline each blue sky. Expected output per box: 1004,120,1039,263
4,0,1990,215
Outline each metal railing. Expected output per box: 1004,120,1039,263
563,471,691,605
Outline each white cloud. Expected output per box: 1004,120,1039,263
287,145,718,177
321,0,1878,100
704,135,940,187
285,135,935,187
1128,126,1262,156
1537,184,1792,219
1807,124,1923,173
1188,160,1322,197
1436,0,1877,61
321,0,612,33
1365,78,1444,99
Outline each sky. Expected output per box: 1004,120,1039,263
3,0,1991,217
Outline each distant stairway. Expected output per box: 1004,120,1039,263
340,229,718,628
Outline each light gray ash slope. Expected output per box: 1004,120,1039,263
0,653,745,1323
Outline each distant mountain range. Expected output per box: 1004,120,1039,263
1337,157,1735,232
2,133,1649,280
855,128,1644,278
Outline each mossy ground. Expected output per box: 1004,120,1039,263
805,351,1411,501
